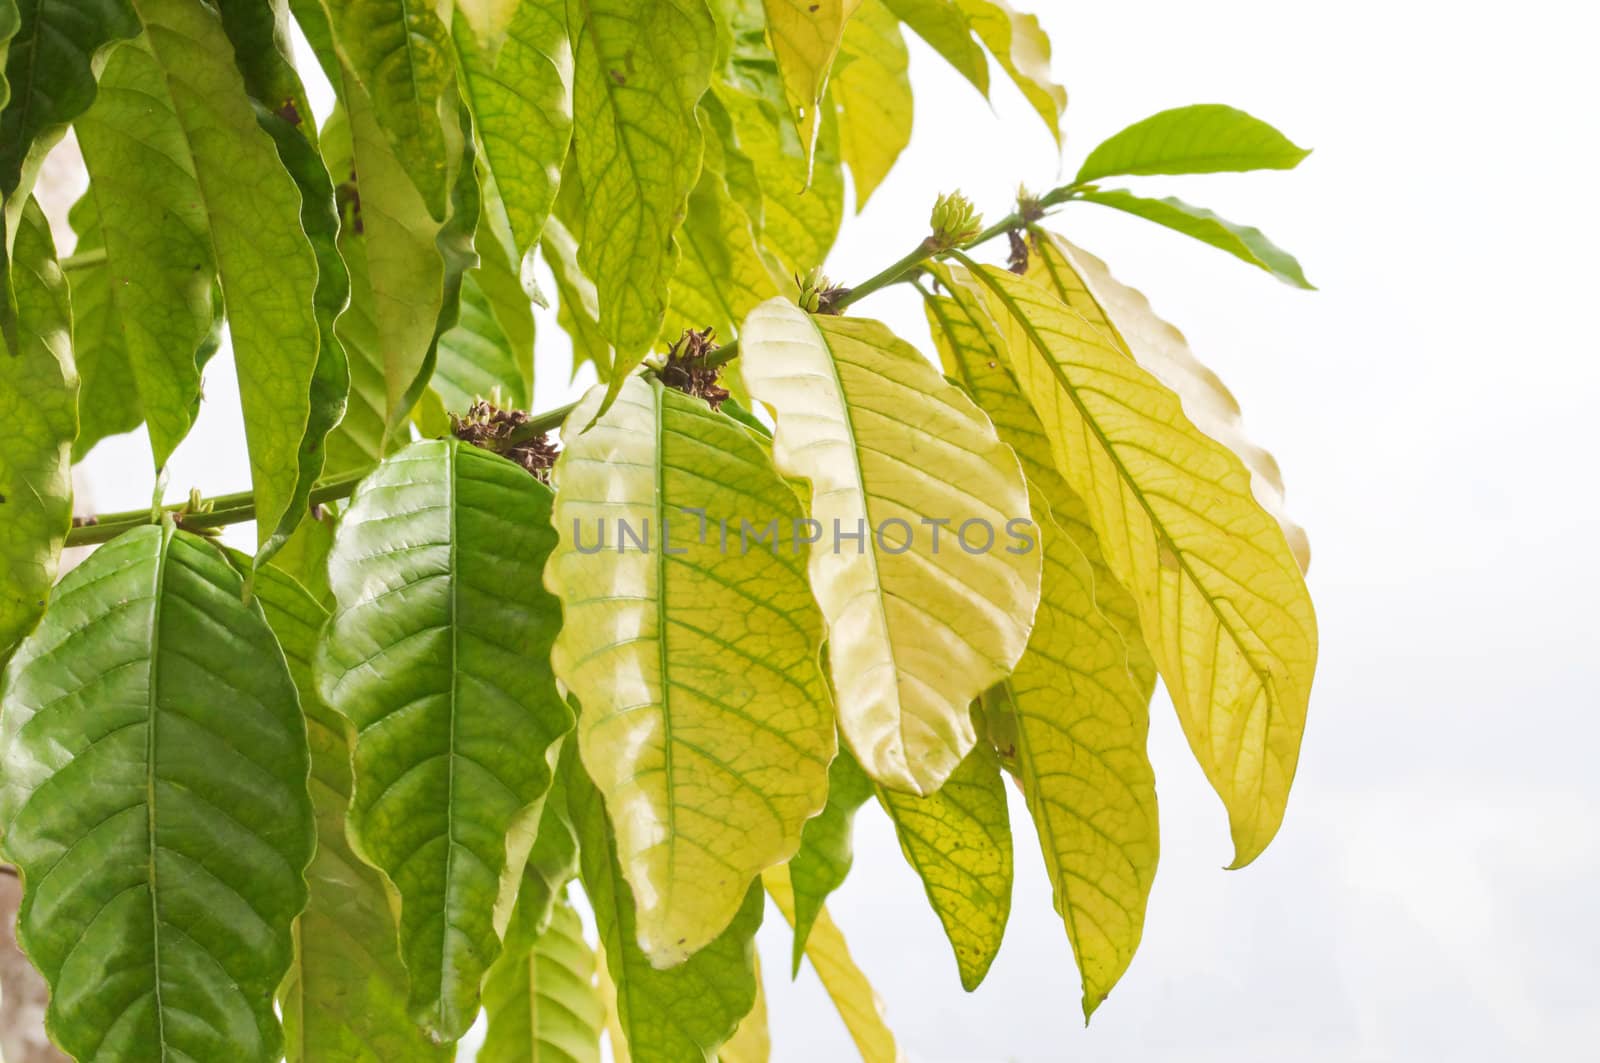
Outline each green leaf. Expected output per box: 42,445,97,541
953,0,1063,144
989,491,1159,1020
316,438,572,1042
0,525,314,1062
481,892,604,1063
882,0,988,95
833,0,912,208
570,0,715,408
760,0,856,167
715,81,845,276
253,564,450,1063
214,0,317,135
77,0,327,554
547,376,834,965
954,259,1318,866
542,214,613,383
323,226,389,474
313,0,456,218
738,300,1042,796
877,736,1011,990
455,0,574,259
764,867,901,1062
0,0,136,201
1023,232,1311,571
514,740,583,940
665,148,780,342
62,192,180,460
311,106,386,473
717,951,770,1063
341,70,481,436
268,504,338,610
0,0,18,110
0,200,74,661
432,269,531,414
786,747,873,974
1076,188,1314,288
1074,103,1310,183
216,3,353,562
186,0,343,564
921,264,1154,690
570,759,763,1063
467,208,537,403
70,25,220,468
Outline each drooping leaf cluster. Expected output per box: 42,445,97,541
0,0,1319,1057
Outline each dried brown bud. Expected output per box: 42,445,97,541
451,400,559,482
1007,229,1030,274
658,327,730,409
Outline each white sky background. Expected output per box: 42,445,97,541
50,0,1600,1059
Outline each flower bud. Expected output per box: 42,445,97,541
929,190,983,248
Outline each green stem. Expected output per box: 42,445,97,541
67,179,1081,546
66,474,366,547
60,247,107,272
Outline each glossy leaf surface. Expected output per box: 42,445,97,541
740,299,1041,796
77,0,326,553
0,525,313,1061
316,439,571,1041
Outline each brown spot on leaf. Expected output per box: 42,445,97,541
609,69,626,85
275,99,302,127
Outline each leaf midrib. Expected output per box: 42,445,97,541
959,261,1278,703
651,379,679,920
805,315,903,772
440,439,461,1031
145,524,170,1060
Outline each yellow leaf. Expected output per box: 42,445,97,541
877,737,1012,990
546,376,835,965
997,491,1160,1019
833,0,912,208
457,0,520,52
955,261,1317,866
666,152,782,342
923,271,1156,693
1027,233,1312,570
716,81,845,275
954,0,1065,144
594,939,632,1063
764,868,904,1063
739,299,1042,796
761,0,861,170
